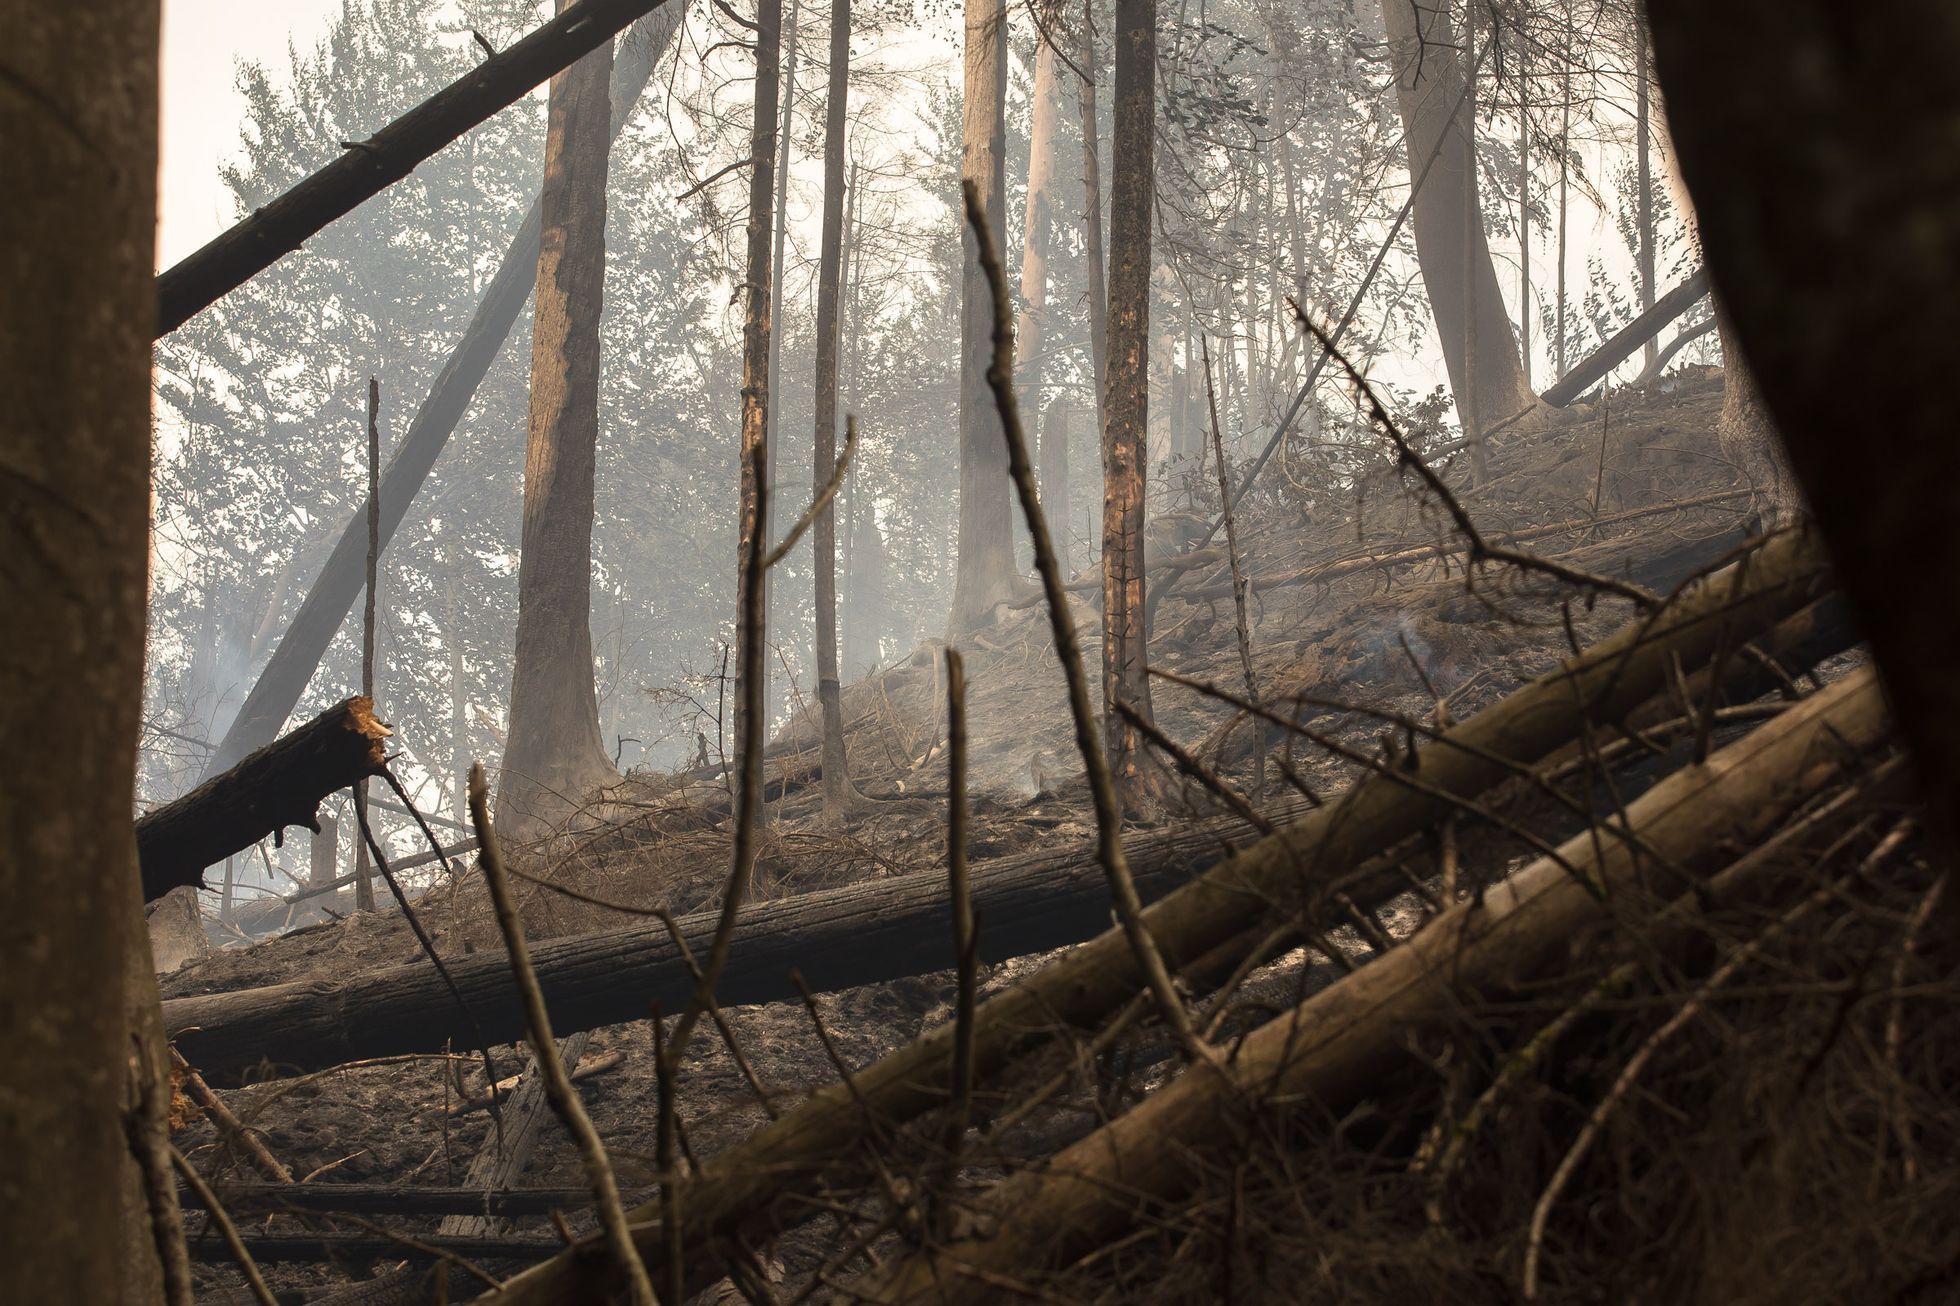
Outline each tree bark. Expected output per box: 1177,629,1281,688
203,8,686,780
498,3,623,836
1017,0,1066,422
948,0,1019,633
1039,403,1071,577
136,696,391,903
1078,0,1109,439
1646,0,1960,868
1101,0,1159,812
457,530,1836,1306
812,0,862,816
1380,0,1535,434
2,0,177,1295
853,667,1891,1303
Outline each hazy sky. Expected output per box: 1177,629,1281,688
159,0,344,268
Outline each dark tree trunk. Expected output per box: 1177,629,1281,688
737,0,787,848
1101,0,1160,813
1,0,178,1294
499,4,623,835
948,0,1019,633
812,0,862,817
1647,2,1960,857
1380,0,1535,436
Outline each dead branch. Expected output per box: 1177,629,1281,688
136,696,390,903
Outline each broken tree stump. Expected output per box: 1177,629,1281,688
136,696,390,904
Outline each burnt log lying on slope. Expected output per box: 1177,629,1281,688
166,535,1853,1088
136,696,391,904
164,797,1308,1085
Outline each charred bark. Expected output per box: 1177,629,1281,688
136,697,391,904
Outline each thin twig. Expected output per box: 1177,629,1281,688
653,907,779,1118
765,414,859,568
352,791,503,1106
963,179,1217,1070
171,1143,277,1306
942,648,979,1192
169,1046,293,1183
650,1006,686,1306
1116,700,1271,835
469,764,659,1306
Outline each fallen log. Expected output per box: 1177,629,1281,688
165,799,1311,1084
181,1184,604,1219
1540,268,1711,406
466,528,1833,1306
153,0,673,336
183,1229,562,1265
137,697,390,904
853,664,1892,1304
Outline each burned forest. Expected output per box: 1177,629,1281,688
9,0,1960,1301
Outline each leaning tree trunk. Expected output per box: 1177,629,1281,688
201,7,686,780
1,0,179,1297
498,3,623,836
947,0,1019,633
811,0,862,816
1380,0,1535,436
1646,0,1960,874
1101,0,1161,813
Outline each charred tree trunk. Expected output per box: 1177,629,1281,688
1647,0,1960,858
498,5,623,836
949,0,1019,633
737,0,787,825
2,0,179,1294
812,0,862,816
202,9,685,780
1101,0,1160,813
1380,0,1535,435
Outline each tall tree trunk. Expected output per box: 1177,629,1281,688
1039,403,1072,576
1078,0,1109,441
498,3,622,836
949,0,1018,633
812,0,862,816
1102,0,1159,813
737,0,787,843
1017,1,1066,421
1,0,179,1297
1380,0,1535,435
763,0,801,728
202,8,685,779
1635,15,1655,369
1645,1,1960,883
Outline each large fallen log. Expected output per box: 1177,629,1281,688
466,529,1834,1306
153,0,673,336
137,697,390,904
854,664,1892,1304
165,799,1310,1083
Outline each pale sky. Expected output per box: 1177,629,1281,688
158,0,344,269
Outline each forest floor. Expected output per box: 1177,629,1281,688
164,368,1955,1304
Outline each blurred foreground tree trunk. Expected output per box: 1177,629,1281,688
1102,0,1161,813
949,0,1019,633
0,0,180,1297
499,2,622,835
1646,0,1960,869
1380,0,1535,442
812,0,863,817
